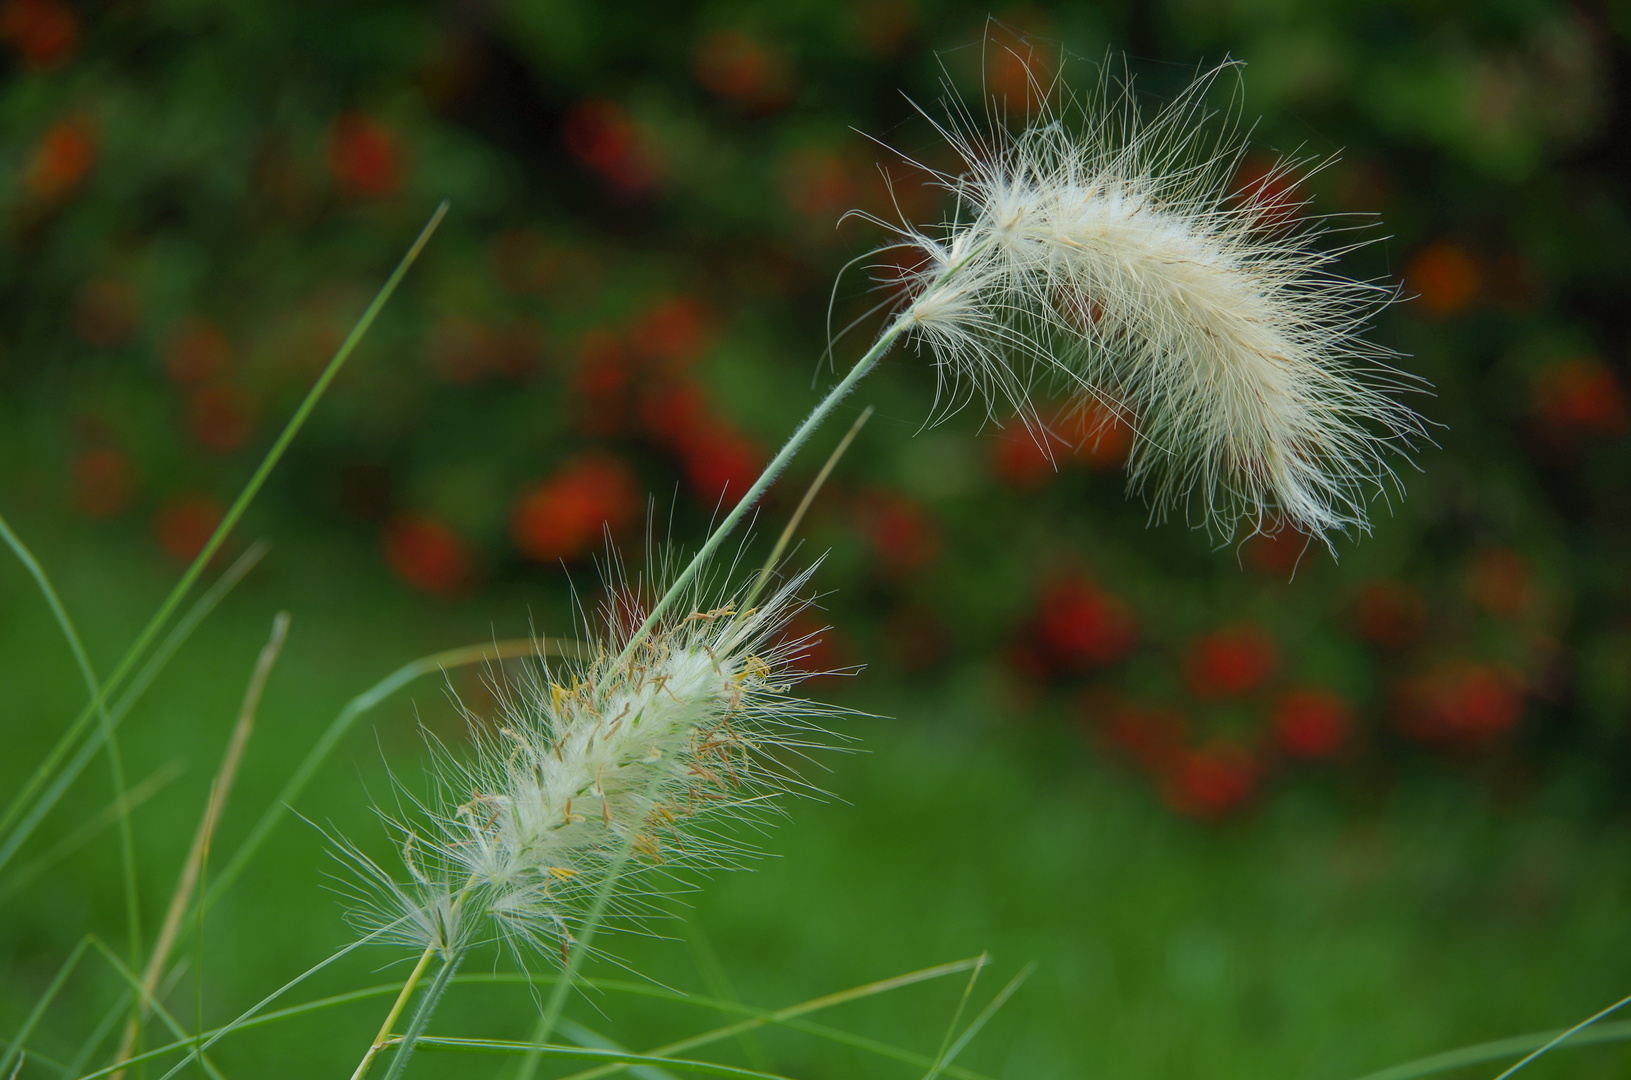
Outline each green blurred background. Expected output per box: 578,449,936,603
2,0,1630,1076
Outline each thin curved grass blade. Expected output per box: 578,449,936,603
204,636,575,911
559,956,993,1080
0,934,89,1078
85,937,227,1080
0,544,264,887
558,1020,681,1080
0,198,444,862
1490,991,1631,1080
78,959,998,1080
0,760,182,903
0,513,142,965
926,962,1032,1080
64,989,135,1080
411,1039,795,1078
1351,1019,1631,1080
147,928,390,1080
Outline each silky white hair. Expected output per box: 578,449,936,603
865,57,1427,545
336,559,839,963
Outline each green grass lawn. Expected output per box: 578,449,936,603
2,520,1630,1079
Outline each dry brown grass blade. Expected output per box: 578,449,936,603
110,611,291,1077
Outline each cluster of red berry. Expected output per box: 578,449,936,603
996,541,1549,821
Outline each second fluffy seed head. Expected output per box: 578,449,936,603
340,564,834,961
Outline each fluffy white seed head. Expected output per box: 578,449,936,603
336,560,837,962
876,60,1427,543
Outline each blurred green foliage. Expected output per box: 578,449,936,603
2,0,1630,1076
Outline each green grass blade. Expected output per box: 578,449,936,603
1490,990,1631,1080
923,953,984,1080
379,947,465,1080
66,962,1000,1080
929,962,1032,1079
204,637,561,911
64,989,134,1079
0,200,445,855
0,935,89,1077
86,937,229,1080
558,1020,680,1080
149,927,393,1080
683,924,767,1072
1352,1020,1631,1080
0,514,143,968
559,956,993,1080
0,513,104,741
0,760,182,904
414,1039,794,1077
741,403,872,614
86,1031,783,1080
518,844,634,1079
0,543,266,880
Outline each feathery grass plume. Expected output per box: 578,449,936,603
873,56,1427,543
334,555,836,965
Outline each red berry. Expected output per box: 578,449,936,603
328,113,403,199
164,317,231,386
1272,688,1352,759
1393,663,1523,748
631,296,712,370
154,494,223,564
72,449,134,519
562,99,661,192
1467,548,1535,620
187,384,256,454
1,0,79,69
1406,241,1481,318
24,116,94,200
693,28,793,112
1101,702,1187,775
1185,624,1277,699
1535,357,1627,439
1163,743,1258,820
511,453,639,563
682,427,764,505
1355,582,1425,649
383,514,470,596
852,489,939,577
1033,577,1136,670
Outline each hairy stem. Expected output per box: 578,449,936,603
350,942,437,1080
742,405,873,614
378,946,466,1080
598,313,911,696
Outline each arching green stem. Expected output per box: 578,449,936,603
597,314,910,697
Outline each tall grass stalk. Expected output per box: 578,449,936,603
0,542,267,883
110,613,290,1078
0,201,447,874
0,514,140,967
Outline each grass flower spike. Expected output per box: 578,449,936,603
888,60,1427,541
339,561,832,967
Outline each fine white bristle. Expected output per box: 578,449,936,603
872,59,1427,543
335,559,839,963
